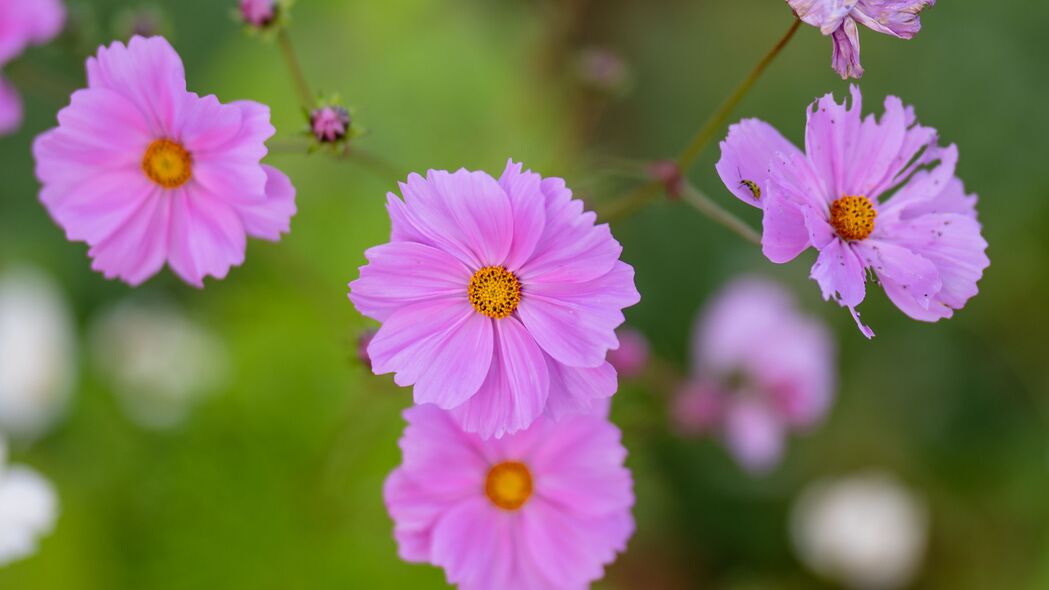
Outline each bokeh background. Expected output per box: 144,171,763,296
1,0,1047,588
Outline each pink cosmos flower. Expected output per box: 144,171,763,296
0,0,65,135
787,0,935,79
607,327,649,379
673,277,834,473
716,87,988,338
384,404,634,590
349,161,640,438
33,36,296,287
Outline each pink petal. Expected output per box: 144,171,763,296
386,192,435,246
176,93,242,152
43,88,152,169
517,262,638,368
451,317,550,439
761,184,812,264
723,398,785,473
529,415,632,518
842,95,908,198
879,144,959,218
0,0,65,64
544,359,617,421
397,169,514,269
40,169,156,245
852,0,935,39
806,86,864,196
849,306,876,339
896,176,977,220
516,177,621,284
234,165,296,241
349,242,471,323
0,76,23,135
694,276,796,372
183,98,269,202
498,160,546,271
521,499,630,589
430,498,514,590
875,214,987,320
831,18,864,79
86,36,187,135
769,148,831,211
398,405,493,474
853,239,942,317
368,299,493,409
716,118,803,208
787,0,857,34
809,238,866,307
87,193,171,286
166,189,247,287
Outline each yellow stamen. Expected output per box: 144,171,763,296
142,139,192,188
830,195,876,241
485,461,533,511
468,266,522,319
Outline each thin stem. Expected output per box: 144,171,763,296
277,30,315,108
597,18,801,232
679,180,761,245
676,17,801,172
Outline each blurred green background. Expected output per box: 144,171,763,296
0,0,1046,588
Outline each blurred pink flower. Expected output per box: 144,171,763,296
239,0,277,28
33,36,296,287
310,105,350,144
717,86,988,338
349,161,639,439
607,327,649,379
0,0,65,135
787,0,935,78
385,404,634,590
673,277,835,473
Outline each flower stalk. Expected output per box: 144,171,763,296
276,29,314,108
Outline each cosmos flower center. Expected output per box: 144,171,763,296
830,195,876,241
142,139,192,188
485,461,533,510
468,266,522,319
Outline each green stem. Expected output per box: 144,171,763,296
676,17,801,172
679,180,761,245
598,18,801,234
277,30,315,108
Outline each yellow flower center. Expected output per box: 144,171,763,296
485,461,533,511
468,266,522,319
142,139,192,188
830,195,876,241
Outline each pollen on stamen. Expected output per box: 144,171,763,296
142,139,192,188
468,266,522,319
830,195,876,241
485,461,533,511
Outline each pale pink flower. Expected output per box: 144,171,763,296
0,0,65,135
350,161,639,438
787,0,936,78
717,86,988,338
33,36,296,287
385,404,634,590
673,277,835,473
